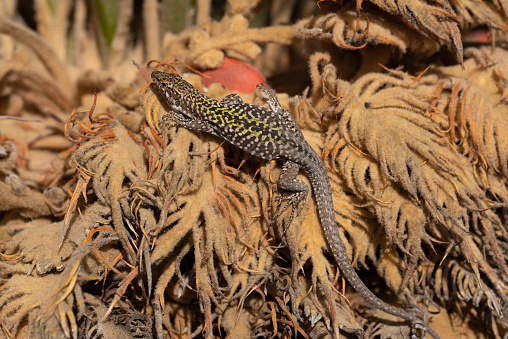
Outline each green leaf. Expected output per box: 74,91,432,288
95,0,119,46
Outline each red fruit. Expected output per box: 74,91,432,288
200,57,269,93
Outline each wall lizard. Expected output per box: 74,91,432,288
151,70,439,339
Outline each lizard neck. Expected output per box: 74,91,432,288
187,92,222,118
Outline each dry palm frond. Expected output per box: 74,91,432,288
0,221,121,338
308,0,462,62
420,48,508,185
61,109,147,263
2,1,508,338
321,69,489,259
295,12,441,64
366,0,463,62
287,51,508,336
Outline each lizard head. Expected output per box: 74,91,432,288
151,71,198,116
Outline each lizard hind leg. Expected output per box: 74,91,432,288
273,161,309,235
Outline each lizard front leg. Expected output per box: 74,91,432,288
256,83,306,142
162,114,215,134
220,93,244,106
274,161,309,233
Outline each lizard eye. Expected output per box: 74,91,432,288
173,99,180,107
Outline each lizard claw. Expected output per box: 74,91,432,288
272,161,309,235
272,190,307,235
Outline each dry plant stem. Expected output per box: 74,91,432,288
109,0,134,76
52,1,73,60
72,0,87,67
34,0,52,49
143,0,160,59
34,0,72,61
0,17,71,93
0,2,16,56
0,1,16,18
9,68,74,113
263,0,298,76
197,0,212,25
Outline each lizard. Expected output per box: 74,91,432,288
150,70,439,339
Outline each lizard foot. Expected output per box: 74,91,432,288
404,305,440,339
272,189,307,234
273,161,309,234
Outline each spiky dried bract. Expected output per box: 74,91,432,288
62,115,147,263
367,0,463,62
293,50,508,335
294,12,441,58
0,220,123,338
405,48,508,333
319,69,490,265
423,48,508,183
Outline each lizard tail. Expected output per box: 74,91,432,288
303,153,440,339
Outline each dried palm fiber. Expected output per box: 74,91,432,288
291,51,508,335
412,47,508,334
450,0,508,42
0,203,125,338
299,0,462,61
